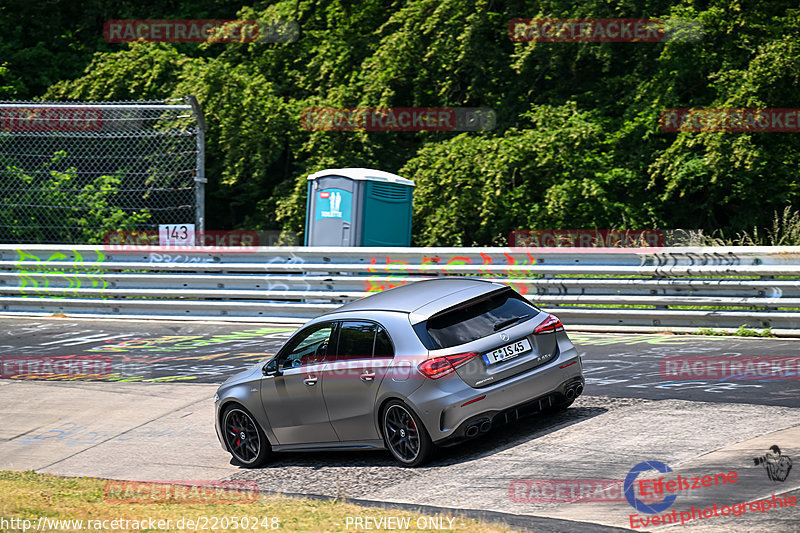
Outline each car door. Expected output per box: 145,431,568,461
321,320,394,442
259,321,339,445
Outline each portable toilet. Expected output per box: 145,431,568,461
304,168,415,246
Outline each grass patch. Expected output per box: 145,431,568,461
692,325,775,337
0,471,516,532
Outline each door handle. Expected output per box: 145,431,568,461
303,377,318,386
360,372,375,382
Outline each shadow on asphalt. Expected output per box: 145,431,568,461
430,405,608,466
230,404,608,469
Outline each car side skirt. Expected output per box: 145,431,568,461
270,439,386,452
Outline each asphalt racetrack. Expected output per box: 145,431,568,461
1,317,796,405
1,316,798,532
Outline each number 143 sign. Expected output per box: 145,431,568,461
159,224,196,246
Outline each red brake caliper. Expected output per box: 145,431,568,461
233,418,241,446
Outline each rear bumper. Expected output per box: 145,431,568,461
408,339,583,443
436,376,584,446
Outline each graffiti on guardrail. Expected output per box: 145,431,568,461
500,251,537,295
365,257,415,292
650,251,742,268
265,255,311,290
147,253,214,264
267,255,306,265
147,251,307,264
364,253,537,295
14,249,108,299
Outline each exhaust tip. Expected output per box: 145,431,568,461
479,420,492,433
565,388,575,400
465,425,479,438
575,384,584,396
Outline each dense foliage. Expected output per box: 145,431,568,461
4,0,800,245
0,152,151,243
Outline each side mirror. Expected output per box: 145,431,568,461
262,358,282,377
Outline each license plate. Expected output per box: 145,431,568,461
482,338,532,365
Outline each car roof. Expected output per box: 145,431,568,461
323,278,507,320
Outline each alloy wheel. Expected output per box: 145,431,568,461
224,408,262,464
384,404,421,463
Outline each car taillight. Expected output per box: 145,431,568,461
418,352,479,379
533,314,564,335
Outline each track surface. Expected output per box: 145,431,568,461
1,318,797,406
1,317,799,532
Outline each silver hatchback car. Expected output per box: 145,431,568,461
214,278,584,467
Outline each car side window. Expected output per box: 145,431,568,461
336,321,376,360
374,326,394,358
334,321,395,360
278,323,334,369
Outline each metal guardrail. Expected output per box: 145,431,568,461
1,244,800,330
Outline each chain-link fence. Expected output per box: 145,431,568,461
0,97,205,244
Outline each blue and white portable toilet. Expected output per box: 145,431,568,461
304,168,415,246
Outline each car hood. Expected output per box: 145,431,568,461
219,361,263,387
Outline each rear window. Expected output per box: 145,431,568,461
420,289,539,349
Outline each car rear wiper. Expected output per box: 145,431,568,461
493,314,530,331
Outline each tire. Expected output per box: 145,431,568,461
381,400,433,467
221,404,271,468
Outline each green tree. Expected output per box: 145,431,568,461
20,0,800,244
0,151,151,243
404,103,650,245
